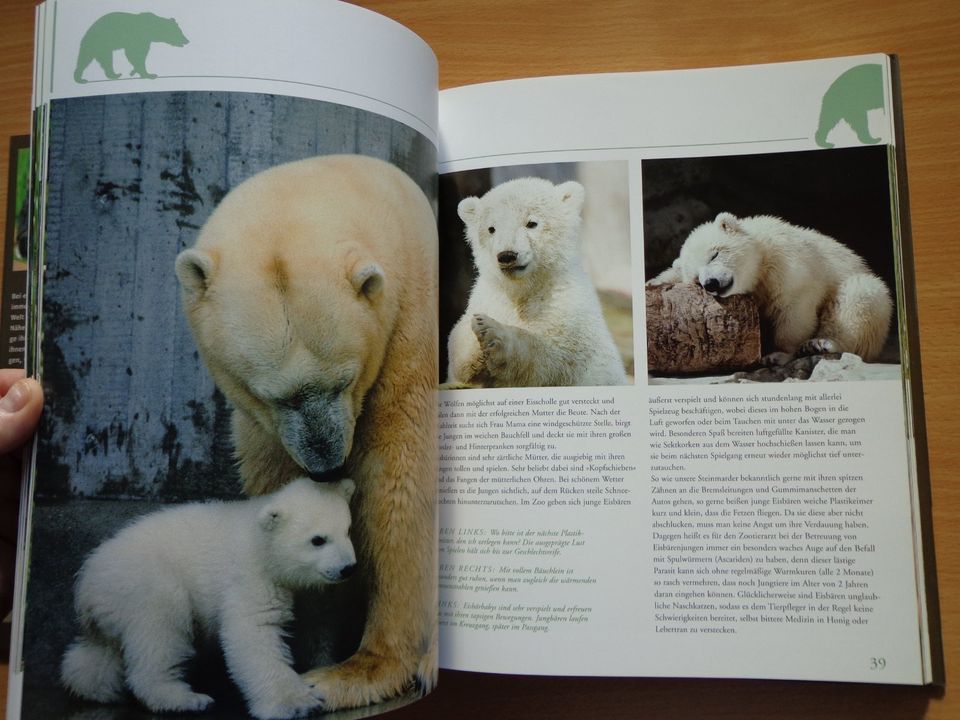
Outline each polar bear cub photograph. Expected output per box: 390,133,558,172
649,212,892,363
445,168,632,388
60,477,355,720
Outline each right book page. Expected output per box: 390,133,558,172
435,54,941,685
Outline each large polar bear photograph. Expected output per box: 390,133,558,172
440,161,634,388
20,91,437,719
642,147,900,384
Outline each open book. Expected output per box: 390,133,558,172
9,1,942,718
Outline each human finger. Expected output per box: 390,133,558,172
0,369,26,396
0,378,44,454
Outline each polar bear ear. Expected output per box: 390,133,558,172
258,503,285,532
457,197,480,226
350,263,385,299
715,213,744,235
334,478,356,502
556,181,585,213
175,249,217,300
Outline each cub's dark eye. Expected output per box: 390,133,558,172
526,220,538,229
487,226,496,234
311,536,327,547
709,251,719,262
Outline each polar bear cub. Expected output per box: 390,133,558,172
648,212,892,362
447,177,627,387
61,478,356,720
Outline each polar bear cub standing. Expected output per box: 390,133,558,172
648,212,892,362
447,177,627,387
61,478,356,720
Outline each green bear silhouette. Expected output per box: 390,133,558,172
815,64,884,149
74,12,189,83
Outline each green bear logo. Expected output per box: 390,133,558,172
74,12,189,83
814,64,884,149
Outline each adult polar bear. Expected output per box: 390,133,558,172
176,155,437,710
447,177,627,387
648,212,892,362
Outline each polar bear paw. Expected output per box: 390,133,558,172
250,678,323,720
173,691,216,713
137,682,214,714
303,648,414,710
415,627,439,696
471,314,510,374
797,337,841,357
762,337,842,367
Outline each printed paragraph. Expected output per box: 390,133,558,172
649,390,865,465
440,394,637,509
439,526,596,634
648,390,880,635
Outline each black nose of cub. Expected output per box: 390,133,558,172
702,277,722,294
497,251,518,267
702,277,733,295
339,563,357,580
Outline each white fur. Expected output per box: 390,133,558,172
447,177,627,387
61,478,356,720
648,213,892,361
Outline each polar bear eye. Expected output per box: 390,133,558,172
311,535,327,547
709,251,719,262
487,226,496,235
525,220,538,229
333,374,354,395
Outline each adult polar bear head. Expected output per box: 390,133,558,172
175,155,429,481
457,177,585,285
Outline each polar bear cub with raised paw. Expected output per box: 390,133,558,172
648,212,892,362
61,478,356,720
447,177,627,387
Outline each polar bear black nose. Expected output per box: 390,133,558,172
702,278,722,294
339,563,357,580
497,251,518,266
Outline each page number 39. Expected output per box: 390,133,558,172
870,657,887,670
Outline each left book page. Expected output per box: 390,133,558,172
12,2,439,719
2,136,29,368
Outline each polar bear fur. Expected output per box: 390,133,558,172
175,155,438,709
61,478,356,720
648,212,892,362
447,177,627,387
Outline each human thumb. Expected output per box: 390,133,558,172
0,378,43,454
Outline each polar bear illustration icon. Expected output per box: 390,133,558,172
814,64,885,149
74,12,189,83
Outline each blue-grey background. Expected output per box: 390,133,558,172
22,91,436,718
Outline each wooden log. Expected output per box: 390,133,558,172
645,283,760,374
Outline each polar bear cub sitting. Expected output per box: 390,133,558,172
648,212,892,363
61,478,356,720
447,177,627,387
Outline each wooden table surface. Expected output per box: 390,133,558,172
1,1,957,718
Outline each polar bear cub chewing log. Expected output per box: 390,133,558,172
61,478,356,720
447,177,627,387
647,212,892,363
